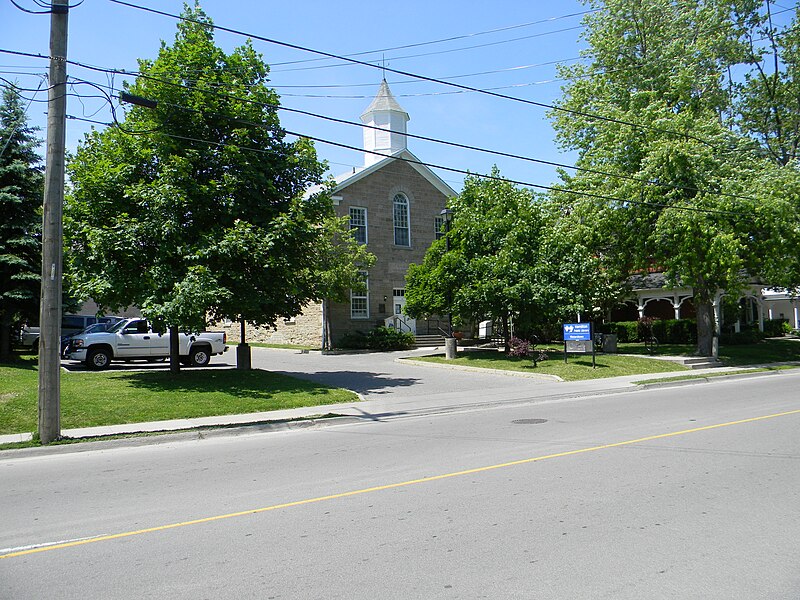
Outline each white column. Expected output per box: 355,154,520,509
793,303,799,330
768,306,774,320
673,303,680,320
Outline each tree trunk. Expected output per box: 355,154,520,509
169,325,180,373
0,318,11,361
696,300,715,357
322,299,330,351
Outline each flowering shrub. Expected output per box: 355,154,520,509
508,336,548,367
508,336,532,357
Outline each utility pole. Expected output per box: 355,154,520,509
38,0,69,444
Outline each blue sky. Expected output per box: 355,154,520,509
3,1,791,192
1,0,595,191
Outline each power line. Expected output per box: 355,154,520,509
102,0,735,150
64,68,760,204
8,0,84,13
271,26,586,74
0,49,767,204
8,0,53,14
269,58,583,88
64,112,748,219
269,9,596,68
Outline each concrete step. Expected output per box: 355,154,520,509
688,360,724,370
682,357,717,365
414,335,446,347
676,358,723,369
664,356,725,369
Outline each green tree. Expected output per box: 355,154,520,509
0,86,42,360
735,3,800,166
405,170,618,348
551,0,771,356
66,5,368,367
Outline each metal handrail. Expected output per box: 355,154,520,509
385,315,413,334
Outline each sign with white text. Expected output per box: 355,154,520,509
563,322,592,341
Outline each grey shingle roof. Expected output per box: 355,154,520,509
361,79,409,120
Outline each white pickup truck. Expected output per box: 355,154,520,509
65,318,228,370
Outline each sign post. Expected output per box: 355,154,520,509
562,322,595,368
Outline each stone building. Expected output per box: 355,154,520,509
225,80,455,348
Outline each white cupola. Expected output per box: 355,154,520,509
360,79,410,167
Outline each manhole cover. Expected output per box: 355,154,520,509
512,418,548,425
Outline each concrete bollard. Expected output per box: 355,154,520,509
445,337,457,360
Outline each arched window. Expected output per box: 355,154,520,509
393,193,410,247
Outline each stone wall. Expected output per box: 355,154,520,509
219,302,323,348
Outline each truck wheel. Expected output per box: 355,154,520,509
189,346,211,367
31,339,39,354
86,348,112,370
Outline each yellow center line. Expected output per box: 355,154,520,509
3,407,799,560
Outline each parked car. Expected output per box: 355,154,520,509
64,318,228,370
19,315,125,353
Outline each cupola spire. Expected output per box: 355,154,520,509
360,79,410,166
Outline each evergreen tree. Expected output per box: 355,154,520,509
0,85,42,360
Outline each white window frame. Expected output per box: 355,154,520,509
349,206,368,245
393,193,410,247
350,272,369,319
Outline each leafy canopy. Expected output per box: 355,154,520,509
66,4,370,333
550,0,800,355
405,169,620,344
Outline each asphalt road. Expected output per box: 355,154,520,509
2,371,799,599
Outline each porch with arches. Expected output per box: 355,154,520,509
609,273,800,333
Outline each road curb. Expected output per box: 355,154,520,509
0,414,365,458
635,369,785,390
398,358,563,381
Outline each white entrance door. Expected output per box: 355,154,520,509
392,289,416,334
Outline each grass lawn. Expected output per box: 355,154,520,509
0,354,358,436
618,338,800,366
411,348,687,381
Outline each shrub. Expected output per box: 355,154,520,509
599,319,697,344
508,336,548,366
598,321,638,343
651,319,697,344
763,318,788,337
336,331,369,350
720,330,766,345
508,336,532,357
335,327,415,351
365,326,415,351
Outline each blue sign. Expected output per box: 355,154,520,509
563,322,592,341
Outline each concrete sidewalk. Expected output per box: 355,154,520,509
3,346,791,446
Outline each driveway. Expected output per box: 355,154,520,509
248,347,607,416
